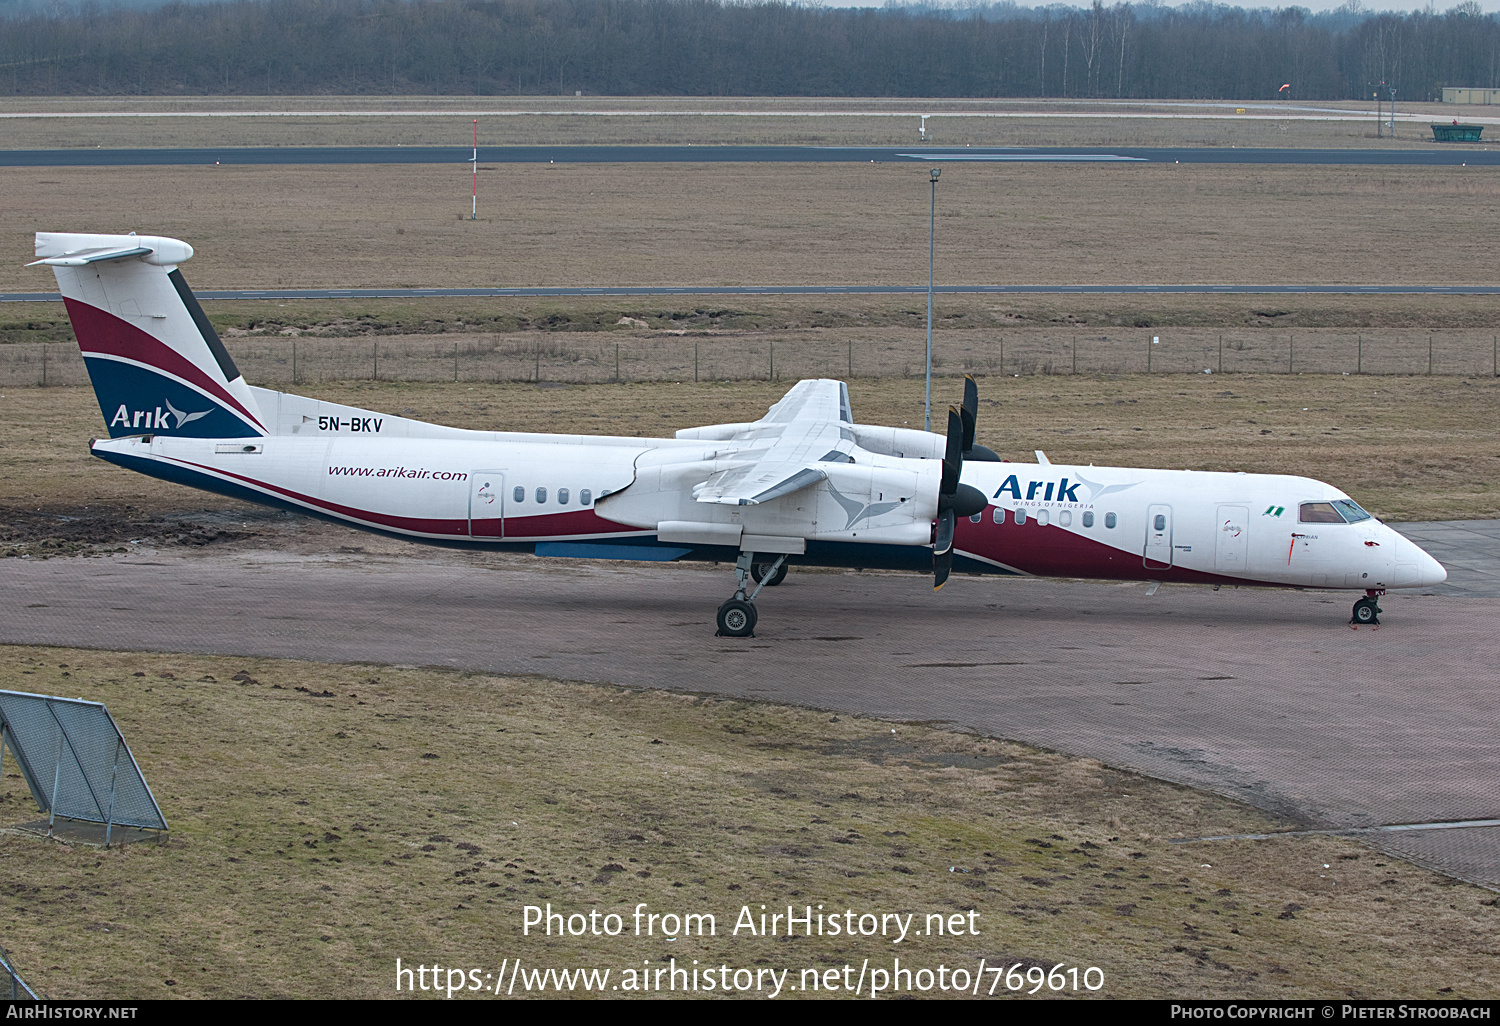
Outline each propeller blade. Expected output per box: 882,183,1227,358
934,507,955,556
941,406,963,495
934,508,955,588
961,374,978,454
933,548,952,590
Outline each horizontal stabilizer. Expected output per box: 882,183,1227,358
31,232,195,267
28,246,153,267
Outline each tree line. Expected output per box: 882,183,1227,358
1,0,1497,100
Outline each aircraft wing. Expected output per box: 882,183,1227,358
686,379,854,506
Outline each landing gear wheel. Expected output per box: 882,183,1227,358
751,561,788,587
716,599,757,638
1352,597,1381,625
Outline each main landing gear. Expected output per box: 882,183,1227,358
751,560,788,587
1351,590,1384,626
716,551,788,638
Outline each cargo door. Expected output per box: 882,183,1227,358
1144,504,1173,569
468,471,506,539
1214,505,1249,571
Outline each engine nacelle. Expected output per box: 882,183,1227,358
847,424,945,461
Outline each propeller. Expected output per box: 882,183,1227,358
934,404,988,590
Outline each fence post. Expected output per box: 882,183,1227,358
103,739,121,850
40,345,46,387
372,342,378,381
769,343,774,382
291,340,297,385
999,336,1004,376
1218,334,1222,375
848,339,853,379
615,343,620,383
1357,334,1362,375
694,342,699,383
454,341,459,383
1428,333,1433,376
1146,335,1151,374
1494,335,1497,378
535,343,540,383
1288,334,1293,374
1072,336,1077,375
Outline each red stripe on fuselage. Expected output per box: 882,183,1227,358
65,298,265,430
157,453,639,540
956,509,1246,586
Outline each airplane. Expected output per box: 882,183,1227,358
31,231,1447,636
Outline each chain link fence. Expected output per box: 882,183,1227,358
4,330,1499,388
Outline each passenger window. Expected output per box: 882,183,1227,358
1059,510,1072,527
1015,508,1028,525
1037,509,1050,527
513,486,525,503
969,512,982,524
558,488,570,505
992,507,1005,525
1300,502,1345,524
1105,512,1117,529
580,489,592,506
536,487,547,504
1082,511,1094,528
1154,514,1166,531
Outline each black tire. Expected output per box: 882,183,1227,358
716,599,757,638
1352,598,1379,625
751,561,789,587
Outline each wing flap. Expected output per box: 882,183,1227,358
694,465,826,506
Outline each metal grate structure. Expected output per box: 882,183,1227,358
0,943,38,1000
0,690,167,846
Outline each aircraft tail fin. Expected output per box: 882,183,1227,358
32,232,266,438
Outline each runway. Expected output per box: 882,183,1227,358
2,145,1497,167
6,282,1497,303
2,525,1496,891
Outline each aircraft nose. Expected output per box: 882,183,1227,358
1391,528,1448,587
1416,547,1448,587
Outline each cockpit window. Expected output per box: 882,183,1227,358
1300,501,1346,524
1331,499,1372,523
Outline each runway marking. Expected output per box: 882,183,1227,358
896,152,1146,161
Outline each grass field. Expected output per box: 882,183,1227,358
6,163,1500,294
0,95,1469,150
0,645,1494,999
4,375,1498,549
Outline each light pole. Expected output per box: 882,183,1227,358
925,167,940,432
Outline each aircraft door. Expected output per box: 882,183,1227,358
1214,505,1249,571
469,471,506,539
1144,503,1173,568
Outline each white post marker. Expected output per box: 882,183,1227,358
471,119,478,221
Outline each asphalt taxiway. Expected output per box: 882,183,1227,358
1,523,1495,891
3,145,1496,167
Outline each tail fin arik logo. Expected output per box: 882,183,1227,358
109,400,213,432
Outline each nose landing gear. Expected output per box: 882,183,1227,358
1351,591,1383,626
716,551,787,638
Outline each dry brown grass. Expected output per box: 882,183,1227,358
4,375,1497,528
1,645,1494,999
7,163,1500,294
0,95,1469,150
